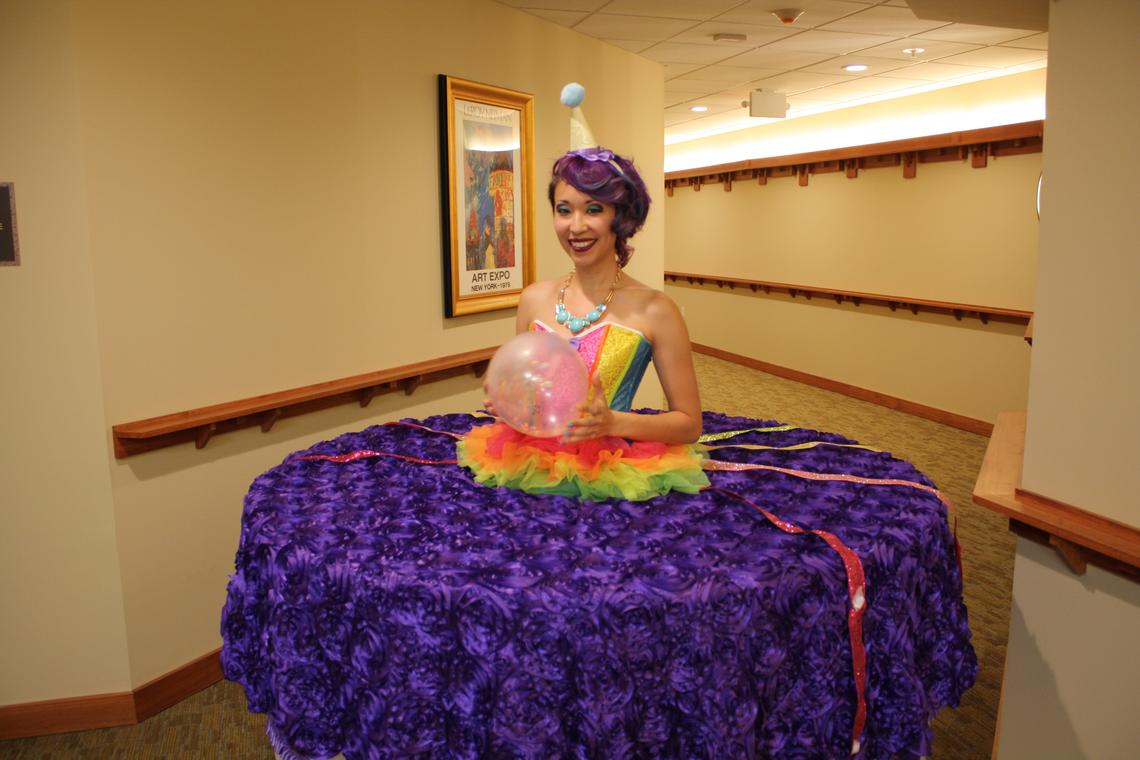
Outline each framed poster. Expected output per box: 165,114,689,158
0,183,18,266
439,75,535,317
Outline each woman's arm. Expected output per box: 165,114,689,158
563,292,703,444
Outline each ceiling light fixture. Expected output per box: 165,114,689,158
690,105,709,112
770,8,805,24
902,47,925,56
712,32,747,42
843,63,869,72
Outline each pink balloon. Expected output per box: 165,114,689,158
486,332,588,437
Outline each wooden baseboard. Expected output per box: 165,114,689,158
693,343,993,437
0,648,222,740
0,692,135,740
134,648,224,722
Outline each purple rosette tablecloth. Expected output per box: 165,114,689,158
221,411,975,760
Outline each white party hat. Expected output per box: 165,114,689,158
560,83,597,150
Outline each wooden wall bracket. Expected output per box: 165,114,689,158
971,144,990,168
194,424,217,450
401,375,423,396
259,408,282,432
902,151,917,179
1049,535,1088,575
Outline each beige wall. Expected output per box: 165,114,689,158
1021,0,1139,526
666,119,1040,423
667,151,1040,308
998,539,1140,759
670,283,1032,424
0,0,132,702
1,0,664,703
999,0,1140,756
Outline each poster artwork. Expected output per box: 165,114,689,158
456,102,521,297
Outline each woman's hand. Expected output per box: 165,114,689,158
561,374,613,442
482,378,498,417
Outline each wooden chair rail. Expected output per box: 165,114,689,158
973,411,1140,582
664,120,1043,193
111,347,496,458
665,270,1033,327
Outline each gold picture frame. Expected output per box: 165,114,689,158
439,75,535,317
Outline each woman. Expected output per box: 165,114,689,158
513,147,703,445
467,145,709,502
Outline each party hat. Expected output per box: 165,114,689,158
560,83,597,150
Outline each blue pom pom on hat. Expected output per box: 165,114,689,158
560,82,597,150
560,82,586,107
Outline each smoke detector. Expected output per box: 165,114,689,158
770,8,805,24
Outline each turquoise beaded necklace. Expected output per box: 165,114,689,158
555,269,621,334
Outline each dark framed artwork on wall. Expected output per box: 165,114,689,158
1,183,18,266
438,75,535,317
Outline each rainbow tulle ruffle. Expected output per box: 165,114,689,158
458,422,709,501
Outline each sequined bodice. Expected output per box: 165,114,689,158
531,320,653,413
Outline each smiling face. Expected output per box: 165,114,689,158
552,181,617,269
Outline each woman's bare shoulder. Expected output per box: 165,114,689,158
614,273,655,300
516,278,560,330
618,276,679,314
519,278,561,304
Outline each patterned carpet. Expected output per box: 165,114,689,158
0,353,1013,759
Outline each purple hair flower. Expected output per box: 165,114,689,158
568,148,616,163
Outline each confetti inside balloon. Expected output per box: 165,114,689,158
486,332,588,437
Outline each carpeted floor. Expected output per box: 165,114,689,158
0,353,1014,759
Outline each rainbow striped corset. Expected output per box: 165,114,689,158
531,319,653,412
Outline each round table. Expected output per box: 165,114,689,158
222,411,976,759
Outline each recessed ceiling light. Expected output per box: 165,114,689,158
902,47,925,56
843,63,869,72
690,105,709,113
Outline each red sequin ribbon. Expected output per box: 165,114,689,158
703,456,963,578
289,421,461,465
709,486,868,757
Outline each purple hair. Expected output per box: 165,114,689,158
547,148,651,268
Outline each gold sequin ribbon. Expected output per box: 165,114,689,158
704,441,883,454
702,458,953,510
697,425,796,443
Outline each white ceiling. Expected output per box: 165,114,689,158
495,0,1048,143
